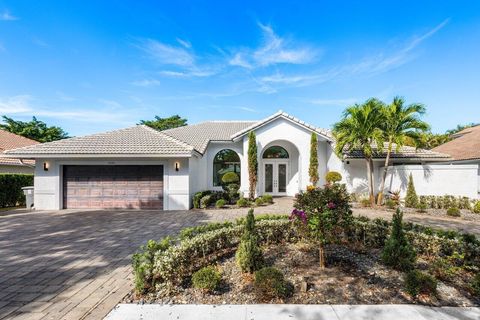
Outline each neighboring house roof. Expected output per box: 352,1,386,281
432,125,480,161
2,125,194,158
230,111,333,141
0,129,38,166
162,121,256,154
344,142,451,161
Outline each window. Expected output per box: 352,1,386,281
213,149,240,187
262,146,289,159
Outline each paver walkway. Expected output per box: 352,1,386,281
0,199,292,320
105,304,480,320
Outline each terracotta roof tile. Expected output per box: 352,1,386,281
0,129,38,166
432,125,480,161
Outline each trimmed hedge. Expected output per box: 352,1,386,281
0,174,33,208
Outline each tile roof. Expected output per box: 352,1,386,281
162,121,256,154
344,142,451,160
230,111,333,141
432,125,480,161
0,129,38,166
2,125,194,157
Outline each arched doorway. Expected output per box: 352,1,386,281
260,142,299,196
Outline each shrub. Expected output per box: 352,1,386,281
191,266,222,292
261,194,273,204
405,173,418,208
254,197,264,206
404,270,437,297
215,199,226,208
471,273,480,296
200,195,212,209
132,237,172,293
447,207,461,217
325,171,342,184
193,190,212,208
0,174,34,207
429,252,464,281
237,198,250,208
473,201,480,214
417,202,428,213
385,199,396,210
360,198,371,207
309,132,319,185
236,209,264,273
221,172,239,184
381,209,416,271
254,267,292,301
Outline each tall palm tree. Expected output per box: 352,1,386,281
333,98,385,206
376,97,430,205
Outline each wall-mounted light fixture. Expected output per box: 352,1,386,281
43,162,49,171
175,162,180,172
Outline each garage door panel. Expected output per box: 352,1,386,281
63,165,164,209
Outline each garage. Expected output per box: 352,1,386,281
63,165,164,209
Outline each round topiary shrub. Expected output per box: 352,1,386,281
221,172,239,184
473,201,480,214
447,207,461,217
261,194,273,204
325,171,342,184
192,266,222,293
254,267,292,301
237,198,249,208
255,197,264,206
215,199,226,208
404,270,437,297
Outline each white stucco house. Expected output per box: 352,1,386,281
1,111,477,210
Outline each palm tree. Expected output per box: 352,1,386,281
376,97,430,205
333,98,385,206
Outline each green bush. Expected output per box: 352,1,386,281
416,202,428,213
405,173,418,208
360,198,371,207
193,190,212,208
381,209,416,271
447,207,461,217
429,252,464,281
404,270,437,297
473,202,480,214
215,199,226,208
192,266,222,292
0,174,34,207
385,199,396,209
236,209,264,273
254,267,292,301
221,172,239,184
200,195,212,209
261,194,273,204
325,171,342,184
254,197,264,206
237,197,250,208
132,237,172,293
471,273,480,296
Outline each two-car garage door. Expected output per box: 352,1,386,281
63,165,164,209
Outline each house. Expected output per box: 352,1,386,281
432,125,480,197
1,111,467,210
0,129,38,174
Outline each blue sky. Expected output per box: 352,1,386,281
0,1,479,136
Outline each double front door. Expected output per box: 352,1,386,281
263,161,288,195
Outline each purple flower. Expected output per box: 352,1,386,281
290,209,307,223
327,202,336,209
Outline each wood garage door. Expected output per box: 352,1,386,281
63,165,164,209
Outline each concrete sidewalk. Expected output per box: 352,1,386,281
105,304,480,320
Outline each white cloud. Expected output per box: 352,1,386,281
0,10,18,21
158,69,216,78
176,38,192,49
0,95,32,113
131,79,160,87
229,23,318,69
137,38,195,67
308,98,358,107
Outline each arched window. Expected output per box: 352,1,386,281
213,149,241,187
262,146,289,159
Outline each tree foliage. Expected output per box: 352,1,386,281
382,209,416,271
0,116,69,142
139,115,187,131
332,98,385,206
405,173,418,208
236,209,264,273
247,131,258,200
309,132,319,185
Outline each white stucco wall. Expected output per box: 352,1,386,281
383,164,479,199
33,158,191,210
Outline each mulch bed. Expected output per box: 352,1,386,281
126,243,479,306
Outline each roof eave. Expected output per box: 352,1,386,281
0,153,194,159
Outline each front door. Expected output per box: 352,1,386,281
264,161,288,195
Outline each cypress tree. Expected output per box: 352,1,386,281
309,132,319,185
236,209,264,273
248,131,258,200
405,173,418,208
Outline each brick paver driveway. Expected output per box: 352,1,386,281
0,199,293,320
